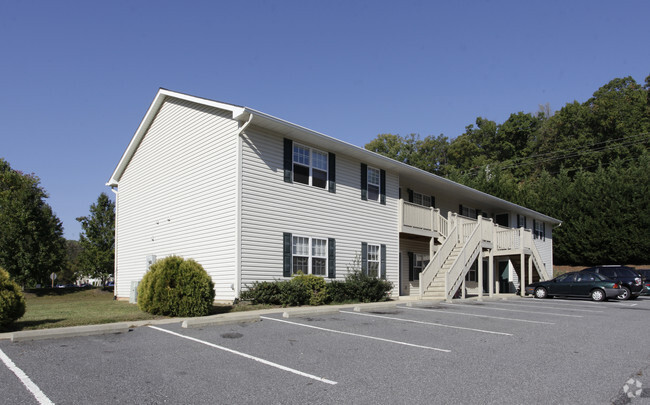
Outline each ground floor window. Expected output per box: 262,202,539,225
292,236,327,276
367,244,380,277
413,253,429,281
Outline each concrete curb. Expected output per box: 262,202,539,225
9,323,132,343
282,306,341,318
182,313,261,329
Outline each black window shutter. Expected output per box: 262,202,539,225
517,214,521,228
475,209,481,219
328,153,336,193
283,232,292,277
361,242,368,274
283,138,293,183
533,219,537,239
407,188,414,203
328,238,336,278
524,216,527,228
380,169,386,205
408,252,414,281
431,196,435,208
459,204,464,216
361,163,368,200
380,244,386,279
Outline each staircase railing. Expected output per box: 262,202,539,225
444,218,484,300
419,214,458,296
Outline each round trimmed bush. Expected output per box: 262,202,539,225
0,267,26,327
137,256,215,317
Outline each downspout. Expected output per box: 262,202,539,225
234,113,253,300
110,186,118,300
236,113,254,136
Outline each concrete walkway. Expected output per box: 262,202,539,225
0,294,522,343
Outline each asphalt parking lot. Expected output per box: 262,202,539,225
2,296,650,405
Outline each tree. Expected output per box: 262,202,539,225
60,240,83,284
0,159,67,286
76,193,115,285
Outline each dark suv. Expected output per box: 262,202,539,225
636,269,650,296
580,266,643,300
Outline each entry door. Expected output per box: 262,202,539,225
498,262,509,293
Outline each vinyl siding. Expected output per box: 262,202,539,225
240,127,399,294
115,97,239,300
534,225,554,279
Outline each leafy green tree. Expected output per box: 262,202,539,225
0,159,66,287
59,240,83,284
76,193,115,285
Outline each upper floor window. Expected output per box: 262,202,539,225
534,220,545,240
367,167,380,201
460,205,476,218
293,143,328,189
361,163,386,204
284,139,336,193
413,192,431,207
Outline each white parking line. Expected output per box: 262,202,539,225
403,306,555,325
442,302,583,318
490,301,604,313
260,316,451,352
0,348,54,405
340,310,513,336
148,326,337,385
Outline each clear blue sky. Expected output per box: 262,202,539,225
1,0,649,240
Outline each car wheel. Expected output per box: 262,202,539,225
617,286,631,300
534,287,547,299
591,289,606,302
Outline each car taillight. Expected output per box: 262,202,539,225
634,278,642,286
613,283,619,288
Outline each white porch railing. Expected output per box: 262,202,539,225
400,202,448,238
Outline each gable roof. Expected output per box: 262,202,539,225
107,88,561,225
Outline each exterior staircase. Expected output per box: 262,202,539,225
422,245,462,299
418,213,550,301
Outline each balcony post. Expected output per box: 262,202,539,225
478,251,483,302
488,249,494,297
520,252,526,297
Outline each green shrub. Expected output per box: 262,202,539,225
325,280,352,303
0,267,26,327
290,274,328,305
137,256,215,317
240,281,283,305
333,270,393,303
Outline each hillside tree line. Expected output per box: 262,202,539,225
365,76,650,265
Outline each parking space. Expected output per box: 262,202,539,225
2,296,649,404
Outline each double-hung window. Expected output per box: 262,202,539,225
367,167,380,201
293,143,328,189
367,244,380,277
292,236,328,276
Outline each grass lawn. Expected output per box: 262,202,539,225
1,288,278,333
1,288,167,333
